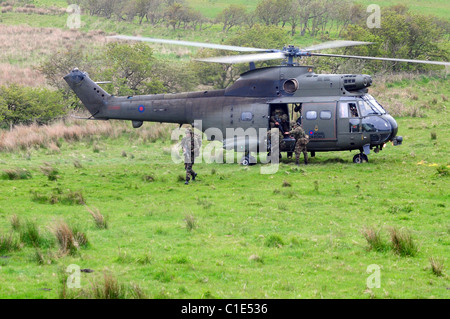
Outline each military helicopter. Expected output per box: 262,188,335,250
64,36,449,164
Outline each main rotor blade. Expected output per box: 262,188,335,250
108,35,268,52
196,52,286,64
311,53,450,66
303,40,373,51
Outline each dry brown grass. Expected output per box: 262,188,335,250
0,117,175,152
53,221,79,256
0,24,108,86
86,206,108,229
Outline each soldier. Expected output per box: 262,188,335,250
181,128,201,185
289,121,309,165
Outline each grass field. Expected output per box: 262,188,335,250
0,76,448,299
0,0,448,300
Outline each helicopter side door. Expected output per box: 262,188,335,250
336,100,363,150
301,102,337,149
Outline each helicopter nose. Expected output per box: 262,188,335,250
383,115,398,141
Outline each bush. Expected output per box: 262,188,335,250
0,84,66,127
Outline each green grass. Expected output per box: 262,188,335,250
0,76,448,298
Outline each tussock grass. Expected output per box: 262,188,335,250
265,234,284,248
1,168,32,180
31,248,57,265
32,189,85,205
52,222,79,256
0,232,21,254
389,227,418,257
86,206,108,229
282,180,291,187
19,220,53,248
184,214,197,232
10,214,21,232
40,164,59,181
52,221,89,256
429,257,444,277
60,271,147,299
362,227,389,252
249,254,264,264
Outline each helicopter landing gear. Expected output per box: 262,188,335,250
353,153,368,164
241,151,257,166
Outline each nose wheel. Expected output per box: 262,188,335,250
241,151,257,166
353,153,368,163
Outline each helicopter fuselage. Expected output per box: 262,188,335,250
64,65,402,159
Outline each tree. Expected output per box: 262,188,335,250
192,25,289,89
102,42,162,95
216,5,247,32
344,6,449,72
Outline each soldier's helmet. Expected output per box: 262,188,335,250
185,128,193,135
290,121,297,127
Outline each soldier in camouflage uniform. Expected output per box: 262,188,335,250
266,126,285,161
289,121,309,165
181,128,201,185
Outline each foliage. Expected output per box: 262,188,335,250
216,4,248,32
192,25,289,89
341,5,449,73
0,85,66,127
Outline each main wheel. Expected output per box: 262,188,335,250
353,153,368,163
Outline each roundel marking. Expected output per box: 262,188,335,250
138,105,145,113
309,131,314,136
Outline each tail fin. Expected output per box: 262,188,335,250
64,68,110,117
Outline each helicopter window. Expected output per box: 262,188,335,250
320,111,332,120
305,111,317,120
358,101,377,116
349,103,359,117
240,112,254,121
339,103,349,118
364,95,386,114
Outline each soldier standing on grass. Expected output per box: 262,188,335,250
289,121,309,165
181,128,201,185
